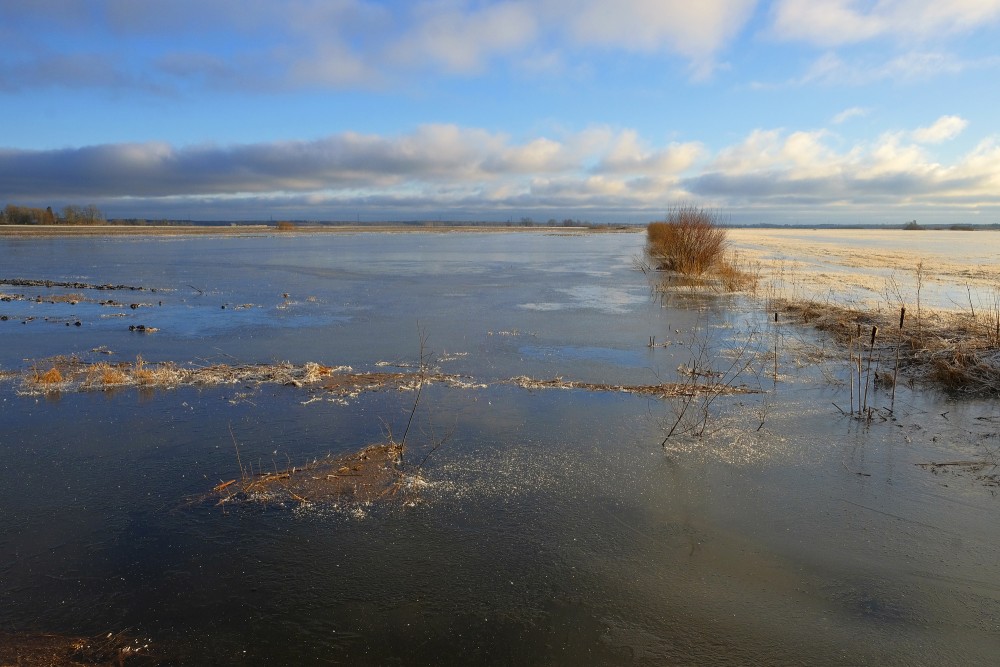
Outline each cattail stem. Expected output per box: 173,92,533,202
862,325,878,412
856,323,862,415
848,327,854,414
891,306,905,408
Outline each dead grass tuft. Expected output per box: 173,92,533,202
774,296,1000,395
32,366,64,385
716,252,759,292
85,361,129,387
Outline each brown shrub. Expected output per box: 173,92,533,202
646,207,728,275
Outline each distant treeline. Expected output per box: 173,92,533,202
2,203,105,225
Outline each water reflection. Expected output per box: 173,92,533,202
1,231,998,664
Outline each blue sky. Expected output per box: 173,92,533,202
2,0,1000,224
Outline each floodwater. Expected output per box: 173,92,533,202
1,229,998,665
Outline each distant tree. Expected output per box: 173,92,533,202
3,204,49,225
519,217,534,227
902,220,924,231
62,204,104,225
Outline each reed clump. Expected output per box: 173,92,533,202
773,296,1000,396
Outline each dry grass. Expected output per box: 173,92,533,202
12,357,347,395
7,357,489,398
774,296,1000,395
84,361,129,387
207,441,408,509
646,207,728,276
715,251,760,293
30,366,64,386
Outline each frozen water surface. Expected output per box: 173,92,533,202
1,229,998,664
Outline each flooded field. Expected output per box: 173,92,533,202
1,229,998,664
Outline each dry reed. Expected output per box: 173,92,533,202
773,296,1000,396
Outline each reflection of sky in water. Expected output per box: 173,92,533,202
1,230,999,664
519,344,648,367
520,285,647,314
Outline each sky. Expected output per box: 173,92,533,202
2,0,1000,225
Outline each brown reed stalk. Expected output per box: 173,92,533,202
862,325,878,413
848,326,855,414
856,323,862,415
891,306,905,408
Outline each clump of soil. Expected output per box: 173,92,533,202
208,441,408,509
0,278,153,292
0,630,155,666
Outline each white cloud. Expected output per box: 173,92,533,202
554,0,756,77
758,50,999,89
832,106,870,124
595,131,704,175
388,2,538,73
912,115,968,143
771,0,1000,47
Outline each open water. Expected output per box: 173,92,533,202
1,230,998,664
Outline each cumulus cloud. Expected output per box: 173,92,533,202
594,131,704,175
687,123,1000,212
770,0,1000,46
911,115,968,143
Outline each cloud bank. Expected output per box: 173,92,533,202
4,116,997,222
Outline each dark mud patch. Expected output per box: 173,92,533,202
0,630,156,666
0,278,155,292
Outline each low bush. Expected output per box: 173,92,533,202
646,207,728,275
